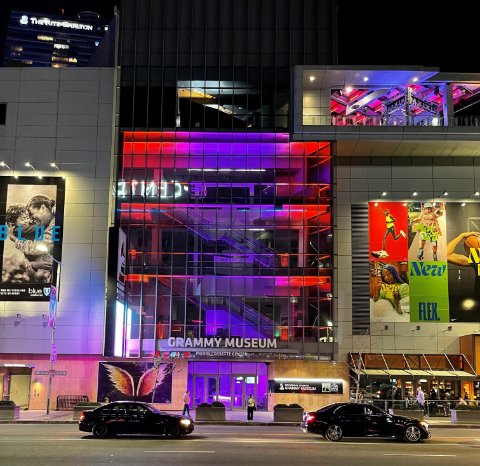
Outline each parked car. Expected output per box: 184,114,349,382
79,401,194,438
301,402,430,443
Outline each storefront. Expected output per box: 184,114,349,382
350,353,477,402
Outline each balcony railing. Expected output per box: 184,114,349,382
302,114,480,128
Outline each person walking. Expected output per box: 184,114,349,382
416,386,426,415
182,390,190,416
247,394,256,421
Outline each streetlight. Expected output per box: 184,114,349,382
36,244,62,418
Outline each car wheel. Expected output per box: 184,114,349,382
165,423,181,438
325,424,343,442
404,425,422,443
92,423,109,438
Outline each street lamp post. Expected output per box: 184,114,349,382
37,245,62,418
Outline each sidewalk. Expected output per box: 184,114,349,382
2,409,480,427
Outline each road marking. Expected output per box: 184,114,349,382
144,450,215,454
384,454,456,457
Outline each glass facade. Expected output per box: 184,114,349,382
114,131,332,358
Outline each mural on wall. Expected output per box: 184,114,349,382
0,177,64,301
97,361,173,403
369,201,480,323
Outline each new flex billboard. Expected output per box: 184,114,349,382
0,177,64,301
369,201,480,323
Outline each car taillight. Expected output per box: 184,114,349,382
79,413,85,421
305,414,316,423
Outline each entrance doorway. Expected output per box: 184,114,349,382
232,375,256,410
188,362,267,411
193,376,218,406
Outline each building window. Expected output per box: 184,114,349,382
0,104,6,125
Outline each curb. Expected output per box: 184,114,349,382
1,420,480,428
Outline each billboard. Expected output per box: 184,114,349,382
369,201,480,323
0,177,64,301
97,361,173,403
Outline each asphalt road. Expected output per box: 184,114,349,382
1,425,480,466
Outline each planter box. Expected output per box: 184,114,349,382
73,404,102,420
0,406,20,420
392,409,424,420
273,408,304,422
451,409,480,424
195,406,226,421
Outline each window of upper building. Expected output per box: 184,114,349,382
0,104,6,125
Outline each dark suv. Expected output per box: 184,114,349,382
79,401,194,438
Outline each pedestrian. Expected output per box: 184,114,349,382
247,393,256,421
182,390,190,416
416,386,425,414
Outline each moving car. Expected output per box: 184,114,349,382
301,402,430,443
79,401,194,438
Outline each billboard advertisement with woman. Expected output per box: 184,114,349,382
368,201,480,323
0,177,65,301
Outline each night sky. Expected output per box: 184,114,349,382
0,0,478,72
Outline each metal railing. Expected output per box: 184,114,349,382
302,115,480,128
356,397,480,417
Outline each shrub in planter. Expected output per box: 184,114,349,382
195,401,226,421
0,400,20,420
451,404,480,424
211,401,225,408
273,403,304,422
73,401,102,420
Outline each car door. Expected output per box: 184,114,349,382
333,404,367,437
364,405,395,437
106,404,128,434
124,403,145,434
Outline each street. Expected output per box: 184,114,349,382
1,425,480,465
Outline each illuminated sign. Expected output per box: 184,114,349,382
272,378,344,394
167,337,278,349
20,16,95,31
117,180,186,198
0,178,65,302
0,225,61,242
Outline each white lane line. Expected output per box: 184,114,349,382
144,451,215,454
384,454,456,457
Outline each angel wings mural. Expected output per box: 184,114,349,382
97,362,173,403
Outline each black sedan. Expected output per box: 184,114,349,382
79,401,194,438
301,402,430,443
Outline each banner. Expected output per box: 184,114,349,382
0,177,64,301
369,201,480,323
97,361,173,403
272,379,343,394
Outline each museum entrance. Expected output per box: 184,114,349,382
188,362,268,411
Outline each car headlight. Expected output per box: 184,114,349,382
419,421,429,430
180,419,191,426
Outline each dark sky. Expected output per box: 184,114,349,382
337,0,479,72
0,0,478,72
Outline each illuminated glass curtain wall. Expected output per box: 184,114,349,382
116,132,332,357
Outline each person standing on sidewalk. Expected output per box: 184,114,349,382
247,394,256,421
182,390,190,416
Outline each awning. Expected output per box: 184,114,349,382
428,370,477,379
358,368,477,379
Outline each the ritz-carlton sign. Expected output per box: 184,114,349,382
19,15,94,31
168,337,277,349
